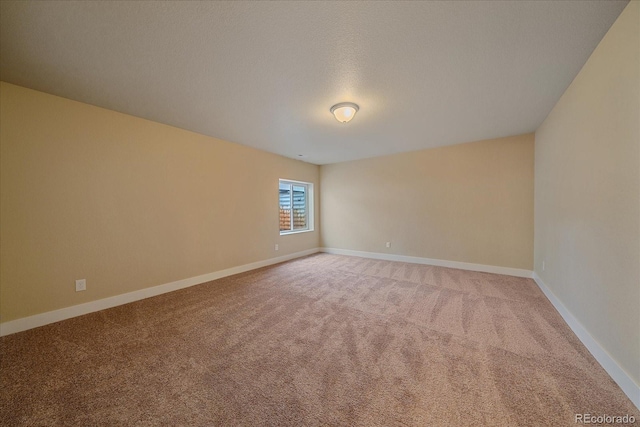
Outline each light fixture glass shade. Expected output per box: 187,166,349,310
330,102,359,123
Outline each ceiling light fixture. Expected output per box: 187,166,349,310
330,102,359,123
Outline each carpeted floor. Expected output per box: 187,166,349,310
1,253,637,426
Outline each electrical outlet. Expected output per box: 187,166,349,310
386,242,391,248
275,244,279,251
75,279,86,292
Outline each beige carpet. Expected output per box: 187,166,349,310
1,254,637,426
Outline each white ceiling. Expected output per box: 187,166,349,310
0,1,628,165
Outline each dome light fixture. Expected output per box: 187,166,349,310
330,102,359,123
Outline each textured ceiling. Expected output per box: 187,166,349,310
0,1,628,164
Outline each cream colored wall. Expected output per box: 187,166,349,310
320,134,534,270
534,1,639,385
0,82,320,322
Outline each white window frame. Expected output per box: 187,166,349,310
279,179,314,235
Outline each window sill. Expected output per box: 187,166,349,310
280,228,314,236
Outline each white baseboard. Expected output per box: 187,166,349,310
533,272,640,410
321,247,533,278
0,248,320,337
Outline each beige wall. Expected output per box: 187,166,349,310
321,134,534,270
534,1,639,385
0,82,320,322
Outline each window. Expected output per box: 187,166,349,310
279,179,313,234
